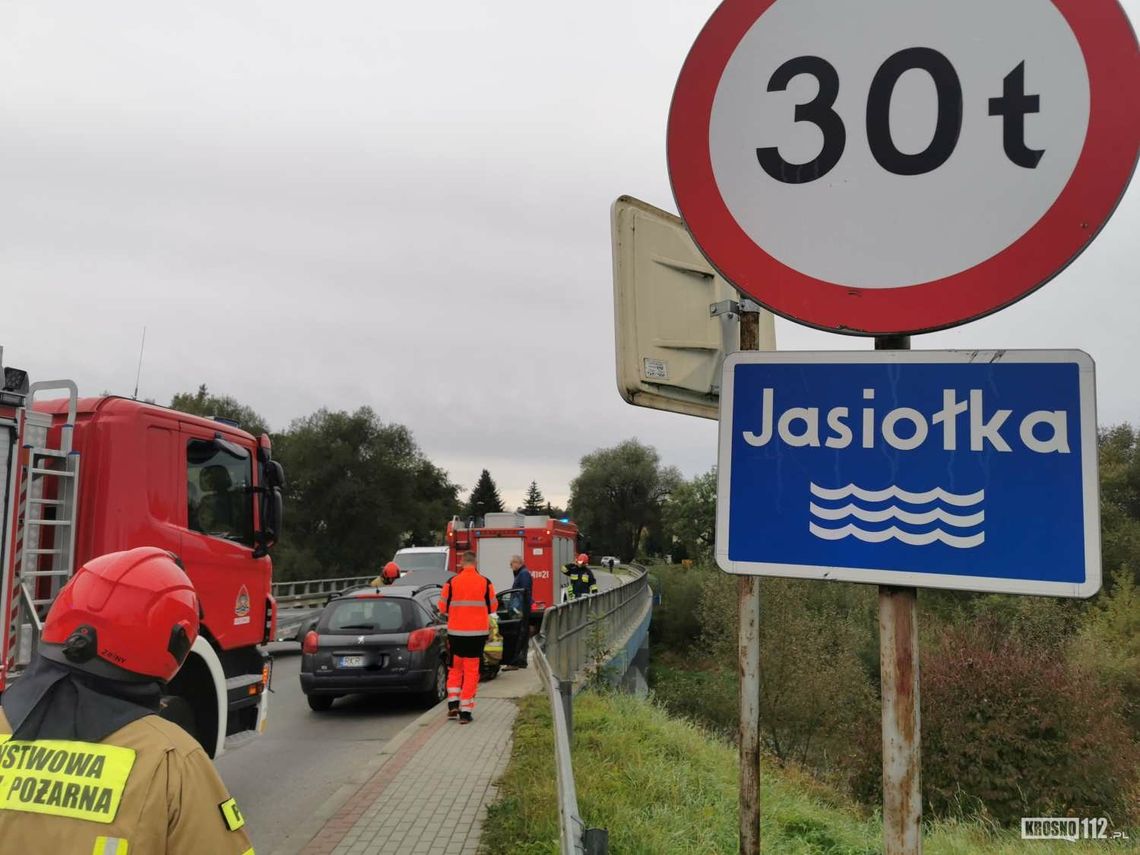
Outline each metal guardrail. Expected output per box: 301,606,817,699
532,565,651,855
271,575,375,607
532,641,586,855
540,566,651,691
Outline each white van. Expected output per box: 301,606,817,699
393,546,452,582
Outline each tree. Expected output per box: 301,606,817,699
663,468,717,561
170,384,271,437
519,481,546,515
465,469,504,518
1099,424,1140,588
568,439,680,560
271,407,459,580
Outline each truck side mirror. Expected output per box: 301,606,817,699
265,460,285,489
254,487,283,559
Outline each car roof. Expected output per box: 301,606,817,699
395,546,448,554
333,584,441,601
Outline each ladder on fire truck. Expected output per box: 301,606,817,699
1,381,80,686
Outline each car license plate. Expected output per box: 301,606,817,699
338,655,365,668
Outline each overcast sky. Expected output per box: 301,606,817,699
2,1,1137,509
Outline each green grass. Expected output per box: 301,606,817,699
482,692,1137,855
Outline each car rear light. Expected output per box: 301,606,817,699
302,631,319,654
407,628,436,652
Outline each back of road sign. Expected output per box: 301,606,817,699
611,196,776,420
715,350,1100,597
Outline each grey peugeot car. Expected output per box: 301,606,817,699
299,585,449,711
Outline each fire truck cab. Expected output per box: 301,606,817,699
446,513,578,620
0,349,284,758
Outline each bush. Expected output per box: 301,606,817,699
647,564,716,653
1070,570,1140,735
848,620,1140,827
649,652,738,739
698,574,877,768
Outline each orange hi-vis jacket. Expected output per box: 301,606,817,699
439,565,496,636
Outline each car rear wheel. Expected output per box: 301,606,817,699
307,694,335,712
422,659,448,707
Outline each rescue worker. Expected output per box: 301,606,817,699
370,560,401,587
502,555,532,670
438,551,496,724
562,552,598,600
0,546,254,854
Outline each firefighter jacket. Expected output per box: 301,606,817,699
439,565,496,637
0,708,254,854
562,563,598,599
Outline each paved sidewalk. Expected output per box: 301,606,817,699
275,664,541,855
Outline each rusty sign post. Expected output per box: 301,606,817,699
879,585,922,853
874,336,922,855
738,307,762,855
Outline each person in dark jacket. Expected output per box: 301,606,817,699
503,555,532,669
562,553,598,600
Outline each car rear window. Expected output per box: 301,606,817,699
321,599,412,633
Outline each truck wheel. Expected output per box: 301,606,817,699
159,696,199,741
307,695,335,712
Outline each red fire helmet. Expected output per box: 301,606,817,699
576,553,589,565
41,547,200,683
381,561,401,582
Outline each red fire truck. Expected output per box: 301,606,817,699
0,349,284,758
446,513,578,621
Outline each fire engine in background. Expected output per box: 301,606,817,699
0,348,284,758
446,513,578,624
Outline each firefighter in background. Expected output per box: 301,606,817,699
562,552,598,600
439,551,496,724
370,560,401,587
0,547,254,854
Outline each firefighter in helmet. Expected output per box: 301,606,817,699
0,547,254,854
371,561,401,588
561,553,598,600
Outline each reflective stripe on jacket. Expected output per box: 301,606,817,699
0,709,254,854
440,566,496,636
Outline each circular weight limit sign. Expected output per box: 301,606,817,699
667,0,1140,335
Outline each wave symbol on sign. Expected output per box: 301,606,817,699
808,484,985,549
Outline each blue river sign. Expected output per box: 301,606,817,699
715,350,1100,597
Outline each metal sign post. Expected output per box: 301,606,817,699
737,307,762,855
879,585,921,854
874,335,921,855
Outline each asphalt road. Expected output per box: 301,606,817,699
596,569,620,592
216,643,426,854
